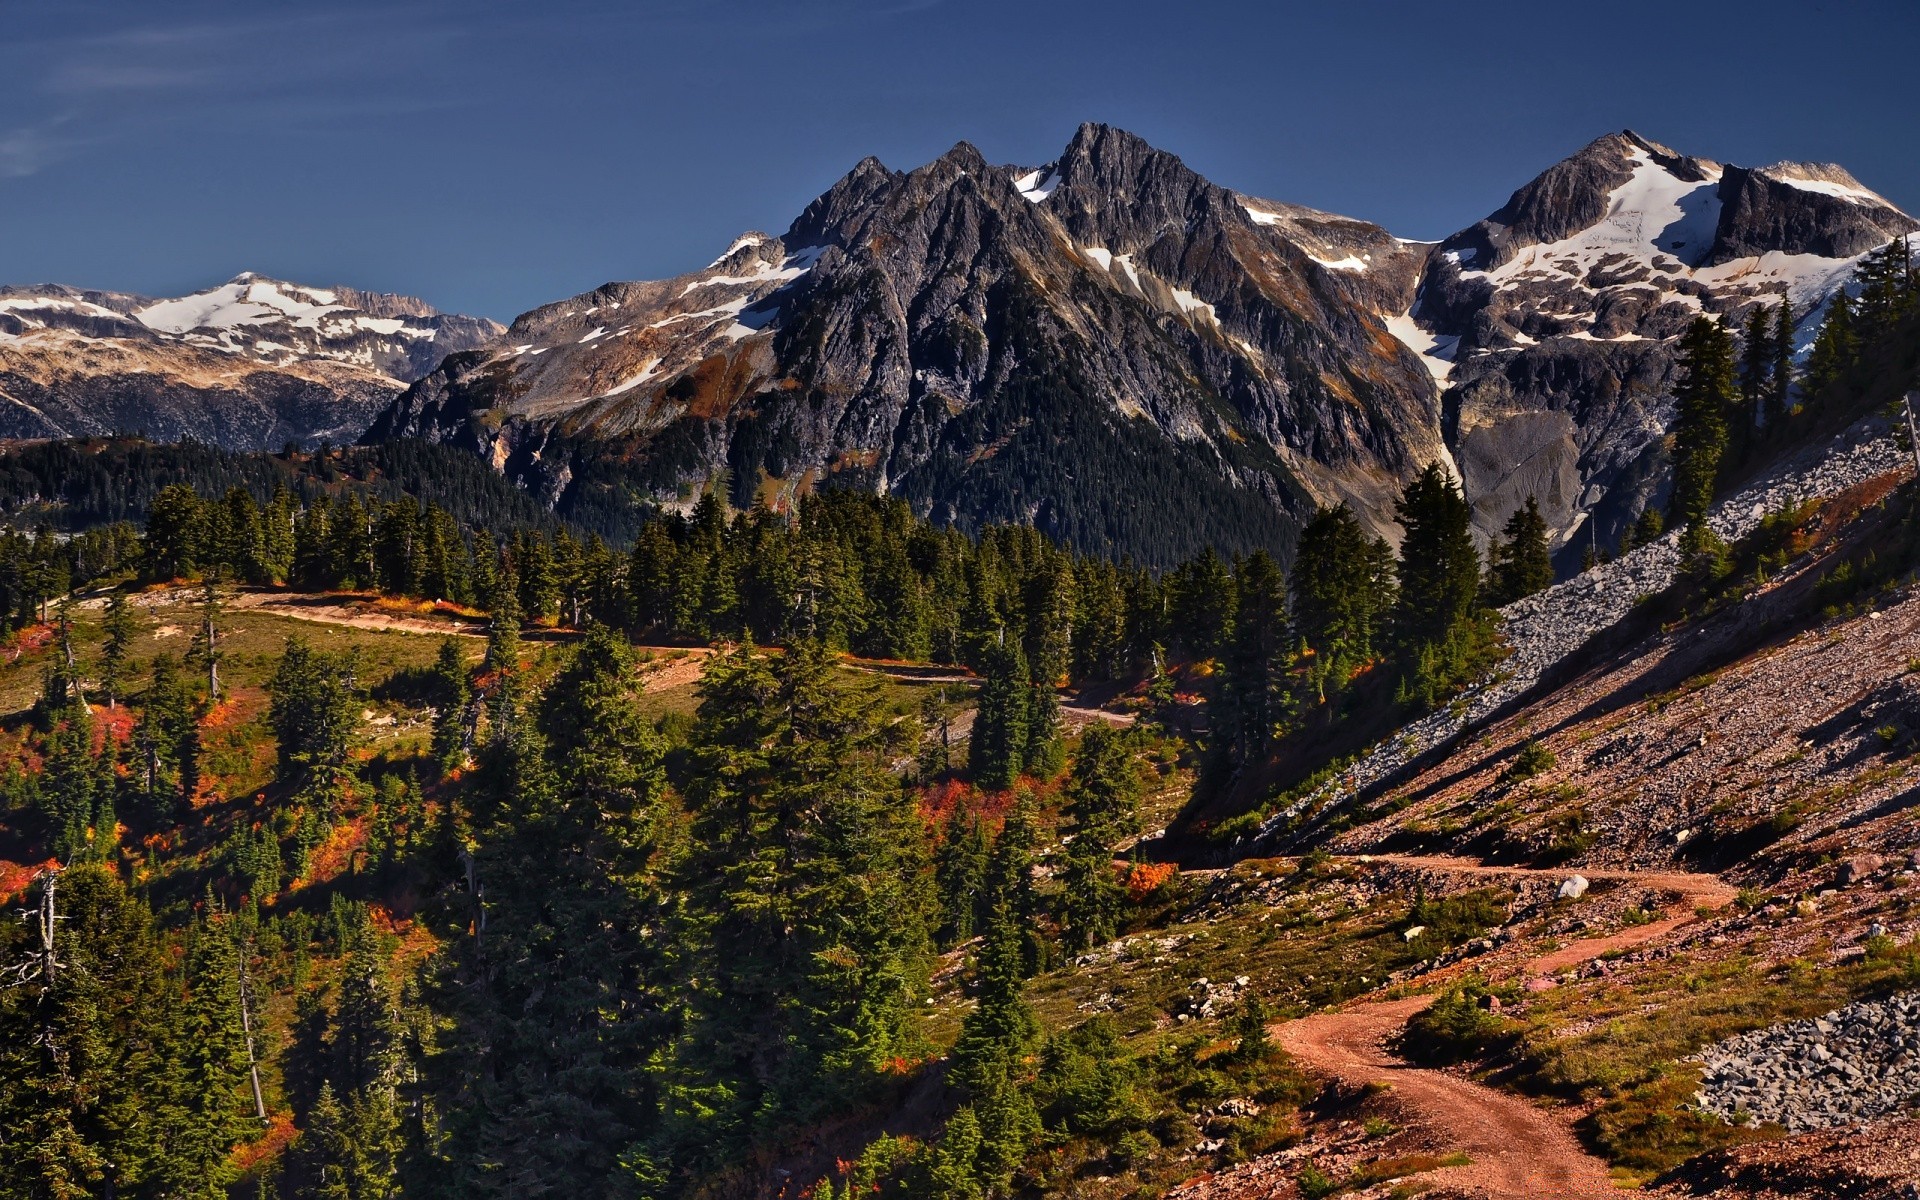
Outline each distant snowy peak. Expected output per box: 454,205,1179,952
129,274,502,380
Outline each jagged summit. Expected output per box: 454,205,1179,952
359,124,1920,567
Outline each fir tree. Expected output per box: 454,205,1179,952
935,802,992,946
1291,506,1393,704
99,590,136,710
1667,315,1737,558
428,637,473,776
1391,464,1485,705
1486,496,1554,607
1057,727,1142,953
1217,550,1288,768
969,633,1030,791
1769,298,1796,428
1804,290,1858,403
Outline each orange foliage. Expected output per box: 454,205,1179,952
230,1111,298,1175
296,814,370,888
0,858,57,904
1124,861,1177,902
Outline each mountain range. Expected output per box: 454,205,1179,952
9,127,1914,564
0,275,501,450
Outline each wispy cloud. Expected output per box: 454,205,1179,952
0,115,84,179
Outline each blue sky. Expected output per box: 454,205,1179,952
3,0,1915,320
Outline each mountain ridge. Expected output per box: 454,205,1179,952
0,274,503,450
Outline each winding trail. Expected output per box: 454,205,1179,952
1274,854,1737,1198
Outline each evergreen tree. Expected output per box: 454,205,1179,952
1667,314,1737,558
1739,304,1774,416
1769,298,1796,428
1485,496,1554,607
1291,506,1394,704
135,654,199,821
1391,464,1485,705
969,633,1029,791
0,868,177,1197
98,590,136,710
983,794,1044,976
1056,728,1142,953
428,637,473,776
670,641,931,1153
1217,550,1288,768
934,802,992,947
266,637,362,814
1804,290,1858,403
152,913,256,1198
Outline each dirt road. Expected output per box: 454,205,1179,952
1273,853,1737,1199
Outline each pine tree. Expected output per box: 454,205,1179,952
984,794,1045,975
1739,304,1773,409
1667,315,1737,557
152,914,255,1197
1019,559,1072,778
1217,550,1288,768
947,897,1042,1194
1486,497,1554,607
669,640,932,1159
1057,727,1141,953
428,637,473,776
969,633,1029,791
266,637,362,815
935,802,992,946
1804,290,1858,403
98,590,136,710
0,868,177,1197
135,654,199,820
1769,298,1796,429
1391,464,1485,705
1291,506,1394,704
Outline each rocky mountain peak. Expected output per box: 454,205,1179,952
1439,130,1724,273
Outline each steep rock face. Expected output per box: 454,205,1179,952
371,125,1442,564
1408,131,1916,558
0,277,502,450
367,126,1913,566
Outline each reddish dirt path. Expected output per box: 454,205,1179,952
1281,996,1620,1198
1273,853,1738,1199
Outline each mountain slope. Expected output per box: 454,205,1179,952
364,126,1914,565
368,125,1453,563
0,276,502,449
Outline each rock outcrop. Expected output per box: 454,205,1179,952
1695,991,1920,1132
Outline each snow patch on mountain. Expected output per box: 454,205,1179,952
1383,309,1458,382
1013,167,1061,203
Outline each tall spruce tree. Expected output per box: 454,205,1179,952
1667,315,1737,557
1391,464,1484,705
1056,727,1142,953
1804,290,1858,403
99,590,136,710
1217,551,1288,769
1486,497,1554,607
1769,299,1796,428
1291,506,1394,704
670,641,931,1158
969,633,1030,791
